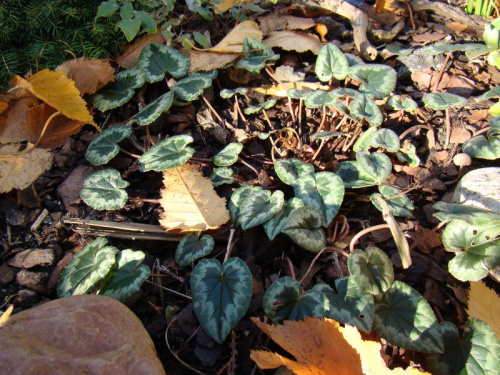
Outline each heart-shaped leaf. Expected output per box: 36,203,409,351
135,10,157,34
427,319,500,375
463,134,500,160
213,142,243,166
287,88,312,99
220,87,249,98
263,276,325,322
371,184,414,217
92,67,145,111
96,0,119,18
294,172,345,226
370,128,400,152
348,247,394,299
423,42,486,56
348,64,397,99
353,127,378,152
345,53,364,67
388,95,418,112
443,220,500,281
80,169,129,210
57,238,118,297
374,280,444,353
335,161,377,188
139,135,194,172
229,185,262,225
274,158,315,186
433,202,500,225
423,92,467,110
477,86,500,101
172,71,217,101
304,90,339,108
282,206,326,253
210,167,234,186
244,99,277,114
350,93,383,126
315,43,348,81
138,43,190,82
239,189,284,230
356,151,392,182
263,198,304,241
98,249,151,302
315,278,374,333
191,258,252,343
175,231,214,267
396,145,420,167
136,91,174,126
237,37,279,73
117,17,141,42
86,125,132,166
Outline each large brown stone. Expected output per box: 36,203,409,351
0,295,166,375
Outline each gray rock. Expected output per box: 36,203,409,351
0,262,16,284
398,48,446,74
16,270,49,289
57,165,95,206
452,167,500,212
6,209,28,226
8,248,56,269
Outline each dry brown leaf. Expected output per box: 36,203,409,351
159,164,230,232
467,281,500,340
258,14,315,35
375,0,398,12
252,81,330,97
187,50,239,72
22,102,84,149
11,70,96,126
56,58,115,95
449,127,471,144
214,0,237,12
0,143,53,193
446,22,469,34
412,33,447,43
116,32,165,68
208,21,262,53
0,97,39,144
251,317,429,375
263,31,322,54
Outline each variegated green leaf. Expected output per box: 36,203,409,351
243,99,277,114
304,90,339,108
374,280,444,353
80,169,129,210
263,198,304,240
86,125,132,166
427,319,500,375
397,145,420,167
463,134,500,160
345,53,364,67
356,150,392,182
57,238,118,297
335,161,377,188
191,258,252,343
99,249,151,302
287,88,311,99
136,92,174,126
348,247,394,299
350,93,383,126
433,202,500,225
220,87,248,98
371,184,414,217
423,92,467,110
213,142,243,166
172,71,217,101
310,131,345,140
370,128,400,152
175,231,214,267
388,95,418,112
237,37,279,73
138,43,190,82
229,185,262,225
282,206,326,253
315,43,349,81
274,158,315,186
348,64,397,99
294,172,344,226
263,276,326,322
210,167,234,186
139,135,194,172
239,190,284,230
353,127,378,152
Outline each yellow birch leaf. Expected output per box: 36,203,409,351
263,31,323,54
56,58,115,95
159,164,230,232
0,143,53,193
252,81,330,97
11,70,96,126
251,317,429,375
467,281,500,340
208,21,262,53
187,50,239,72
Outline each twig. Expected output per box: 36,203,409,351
406,0,417,30
202,94,224,124
261,109,274,130
238,157,260,176
445,107,452,149
224,229,236,263
145,280,192,300
120,147,141,159
432,52,453,93
299,247,329,286
240,151,274,165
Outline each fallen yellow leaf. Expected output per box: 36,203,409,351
467,281,500,340
263,31,323,54
187,50,239,72
11,70,96,126
208,21,262,53
251,317,429,375
214,0,238,12
56,58,115,95
252,81,330,97
0,143,53,193
0,305,14,327
159,164,230,231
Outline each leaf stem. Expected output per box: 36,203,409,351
349,224,390,253
238,157,260,176
119,147,141,159
223,228,236,263
202,94,224,124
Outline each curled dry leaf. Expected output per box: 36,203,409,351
467,281,500,340
159,163,230,232
187,50,239,72
56,58,115,95
251,317,429,375
116,32,165,69
0,143,53,193
263,31,323,54
258,14,316,35
0,97,39,144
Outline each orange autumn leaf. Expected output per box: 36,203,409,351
116,32,165,69
0,97,40,144
251,317,429,375
56,58,115,95
11,70,96,126
467,281,500,340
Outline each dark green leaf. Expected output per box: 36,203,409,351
239,190,284,230
315,43,348,81
370,128,400,152
237,37,279,73
213,142,243,166
119,2,134,19
139,135,194,171
80,169,129,210
350,93,383,126
86,125,132,166
175,231,214,267
423,92,467,110
210,167,234,187
356,150,392,182
335,161,377,188
136,92,174,126
172,71,217,101
310,131,345,140
371,184,414,217
282,206,326,253
117,17,141,42
274,158,315,186
138,43,190,82
304,90,338,108
433,202,500,224
135,10,157,34
243,99,276,114
220,87,248,98
229,185,262,225
191,258,252,343
96,0,119,18
388,95,418,112
348,64,397,99
353,127,378,152
396,145,420,167
263,198,304,241
463,134,500,160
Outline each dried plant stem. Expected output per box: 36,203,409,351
224,229,236,263
432,52,453,92
399,124,434,139
145,125,156,146
146,279,192,300
238,157,260,177
349,224,390,253
261,109,274,130
283,256,296,280
445,107,452,149
119,147,141,159
312,138,327,161
19,110,61,154
202,94,224,124
406,0,417,29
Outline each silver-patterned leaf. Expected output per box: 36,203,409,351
274,158,315,186
210,167,234,186
80,169,129,210
423,92,467,110
139,135,194,172
220,87,248,98
463,134,500,160
388,95,418,112
229,185,262,225
356,150,392,182
303,90,340,108
335,161,377,188
370,128,400,152
136,91,174,126
353,127,378,152
138,43,190,82
239,189,284,230
348,64,397,99
350,93,383,127
237,37,279,73
243,99,277,114
315,43,348,81
213,142,243,166
433,202,500,225
86,125,132,166
396,145,420,167
263,198,304,240
175,231,214,267
371,184,414,217
172,71,217,101
282,206,326,253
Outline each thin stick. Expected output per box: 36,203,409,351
145,279,192,300
240,151,274,165
299,247,329,286
432,52,453,92
238,157,260,176
349,224,390,253
128,197,160,204
120,147,141,159
406,0,417,29
202,94,224,124
445,107,451,149
399,124,435,140
312,138,327,161
234,95,247,122
283,256,296,280
145,125,156,146
262,109,274,130
224,229,236,263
